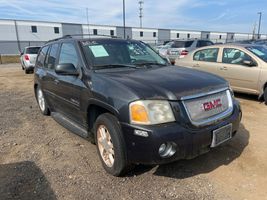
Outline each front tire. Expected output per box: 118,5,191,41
94,113,129,176
264,87,267,105
35,86,50,115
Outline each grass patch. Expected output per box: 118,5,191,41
0,55,20,64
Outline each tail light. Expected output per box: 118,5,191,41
24,54,30,61
180,50,188,56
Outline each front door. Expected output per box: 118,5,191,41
52,42,86,125
218,48,260,94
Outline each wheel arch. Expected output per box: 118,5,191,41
86,100,120,132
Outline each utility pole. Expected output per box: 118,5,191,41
139,1,144,28
252,22,257,40
14,20,21,53
123,0,126,39
86,8,90,36
257,12,262,39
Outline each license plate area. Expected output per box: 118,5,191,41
211,124,232,147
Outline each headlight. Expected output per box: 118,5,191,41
129,100,175,125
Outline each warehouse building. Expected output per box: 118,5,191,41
0,19,266,55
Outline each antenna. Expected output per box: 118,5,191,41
139,0,144,28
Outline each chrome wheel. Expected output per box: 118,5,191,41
97,125,115,167
37,88,45,112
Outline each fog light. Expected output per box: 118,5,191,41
159,143,167,154
158,142,177,158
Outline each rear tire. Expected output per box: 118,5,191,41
35,86,50,115
264,87,267,105
25,69,30,74
94,113,129,176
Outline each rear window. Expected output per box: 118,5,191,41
171,41,194,48
26,47,40,54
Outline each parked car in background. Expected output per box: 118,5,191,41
34,35,241,176
158,39,214,64
175,44,267,104
254,39,267,46
20,46,40,74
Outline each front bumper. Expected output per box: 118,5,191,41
120,101,241,165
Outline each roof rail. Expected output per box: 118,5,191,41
45,34,119,44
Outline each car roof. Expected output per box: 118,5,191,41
45,36,140,46
195,43,264,50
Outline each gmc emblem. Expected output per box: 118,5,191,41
203,99,222,111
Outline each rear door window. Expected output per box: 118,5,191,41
36,46,49,67
47,44,59,70
193,48,219,62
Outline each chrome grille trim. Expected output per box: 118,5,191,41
182,89,234,127
180,87,229,101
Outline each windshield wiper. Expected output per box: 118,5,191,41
93,64,137,70
135,62,167,67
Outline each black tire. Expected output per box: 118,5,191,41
264,87,267,105
94,113,129,176
21,65,25,70
35,86,50,115
25,69,30,74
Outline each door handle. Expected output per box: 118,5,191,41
220,66,228,70
54,79,59,85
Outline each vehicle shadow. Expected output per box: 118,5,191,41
234,92,263,103
129,123,249,178
0,161,56,200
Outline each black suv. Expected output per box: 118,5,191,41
34,35,242,176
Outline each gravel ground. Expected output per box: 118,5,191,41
1,64,267,200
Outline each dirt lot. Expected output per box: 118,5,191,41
1,64,267,200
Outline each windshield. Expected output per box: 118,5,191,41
246,46,267,62
81,40,167,69
26,47,40,54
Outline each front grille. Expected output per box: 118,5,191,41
182,89,233,126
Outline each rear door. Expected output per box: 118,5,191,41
41,43,60,110
35,45,50,94
191,48,221,75
52,42,86,125
217,48,261,94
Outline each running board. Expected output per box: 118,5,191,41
51,112,89,138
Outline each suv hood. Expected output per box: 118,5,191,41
98,65,228,100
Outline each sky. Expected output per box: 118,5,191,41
0,0,266,34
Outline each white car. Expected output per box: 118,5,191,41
20,46,40,74
158,39,214,64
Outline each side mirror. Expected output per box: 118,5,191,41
55,63,79,76
243,60,257,67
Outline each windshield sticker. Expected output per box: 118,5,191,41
89,45,109,57
250,48,265,56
